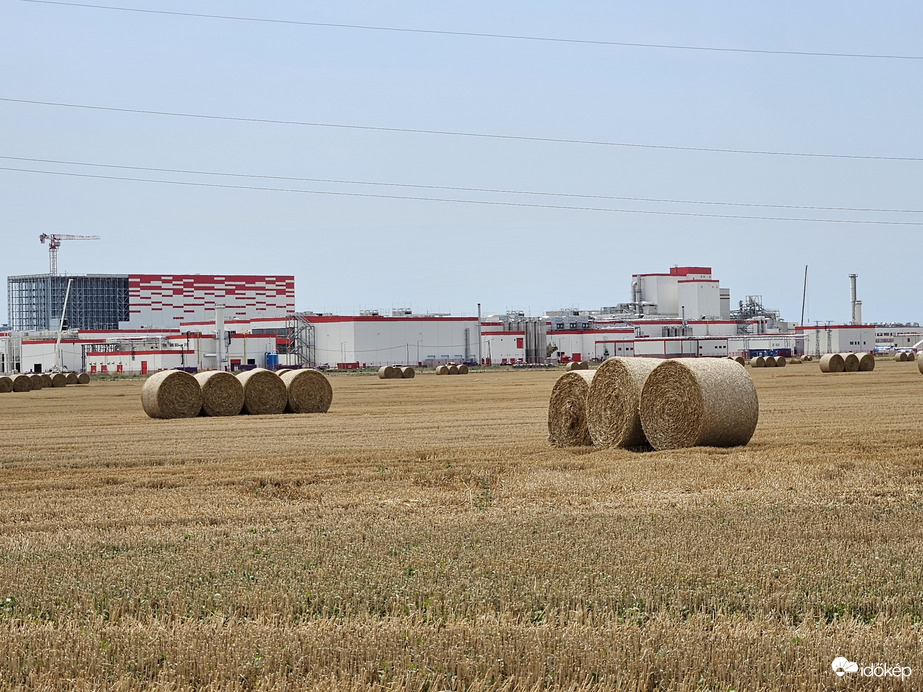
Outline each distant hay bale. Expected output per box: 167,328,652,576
457,364,469,375
378,366,396,379
50,373,68,388
749,356,765,368
734,356,746,365
775,356,787,367
77,372,90,385
564,361,589,371
400,366,416,379
141,370,202,419
11,375,33,392
841,353,860,372
803,355,813,362
788,357,803,364
29,374,44,390
194,371,244,417
280,369,333,414
448,364,460,375
764,356,777,367
908,352,917,362
40,374,53,387
65,372,79,385
857,353,875,371
548,370,595,447
586,357,660,449
236,368,287,415
0,376,13,393
895,352,907,362
819,353,845,373
435,365,449,375
276,369,291,377
639,358,759,450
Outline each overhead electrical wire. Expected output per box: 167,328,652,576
3,165,921,226
17,0,923,61
2,154,921,215
1,97,921,162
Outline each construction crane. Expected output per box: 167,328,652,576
38,233,101,275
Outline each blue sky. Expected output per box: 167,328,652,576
2,1,921,324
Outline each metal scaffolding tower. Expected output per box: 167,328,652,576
285,313,316,367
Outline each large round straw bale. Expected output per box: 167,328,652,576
856,353,875,371
400,366,416,378
734,356,746,365
378,365,396,379
276,369,291,377
841,353,860,372
194,371,244,417
586,357,660,449
65,372,79,385
908,352,917,362
548,369,595,447
236,368,287,415
564,361,588,371
819,353,845,373
0,376,13,394
775,356,787,367
40,374,53,387
639,358,759,450
749,356,765,368
29,374,44,390
435,365,449,375
141,370,202,419
280,369,333,414
919,358,923,375
895,352,907,362
50,373,67,388
11,375,33,392
457,364,469,375
448,364,460,375
764,356,777,367
77,372,90,384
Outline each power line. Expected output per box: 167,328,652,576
2,97,921,162
2,154,920,214
18,0,923,61
3,164,922,226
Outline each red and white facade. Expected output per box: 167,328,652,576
124,274,295,328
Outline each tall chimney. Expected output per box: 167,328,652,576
848,274,858,324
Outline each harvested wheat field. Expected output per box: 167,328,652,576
1,362,922,691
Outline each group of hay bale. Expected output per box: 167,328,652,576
0,372,90,393
894,351,917,362
141,367,332,419
435,363,469,375
548,356,758,451
818,352,875,373
747,355,789,368
377,365,416,379
564,361,589,371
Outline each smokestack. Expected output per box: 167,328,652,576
848,274,858,324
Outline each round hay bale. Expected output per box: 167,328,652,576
734,356,746,365
0,376,13,394
29,374,44,390
448,364,460,375
457,364,469,375
378,365,396,379
194,371,244,417
895,352,907,362
764,356,777,367
11,375,33,392
919,358,923,375
841,353,860,372
400,366,416,379
856,353,875,372
236,368,287,415
749,356,765,368
65,372,79,385
803,355,813,362
564,361,588,371
50,373,68,388
586,357,660,449
788,357,803,364
775,356,787,367
819,353,845,373
77,372,90,384
280,369,333,414
435,365,449,375
639,358,759,450
548,369,595,447
908,352,917,362
40,374,54,387
141,370,202,419
276,369,292,377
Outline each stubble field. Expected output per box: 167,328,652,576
0,361,922,691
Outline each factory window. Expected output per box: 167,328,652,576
569,322,577,329
556,323,564,330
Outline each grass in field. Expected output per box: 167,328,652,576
0,361,921,690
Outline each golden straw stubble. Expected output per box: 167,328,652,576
140,370,202,419
280,369,333,414
194,371,244,417
639,358,759,450
586,357,660,449
547,369,595,447
237,368,287,415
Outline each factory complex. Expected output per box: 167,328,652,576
2,266,920,375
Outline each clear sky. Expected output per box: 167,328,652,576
2,1,921,325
